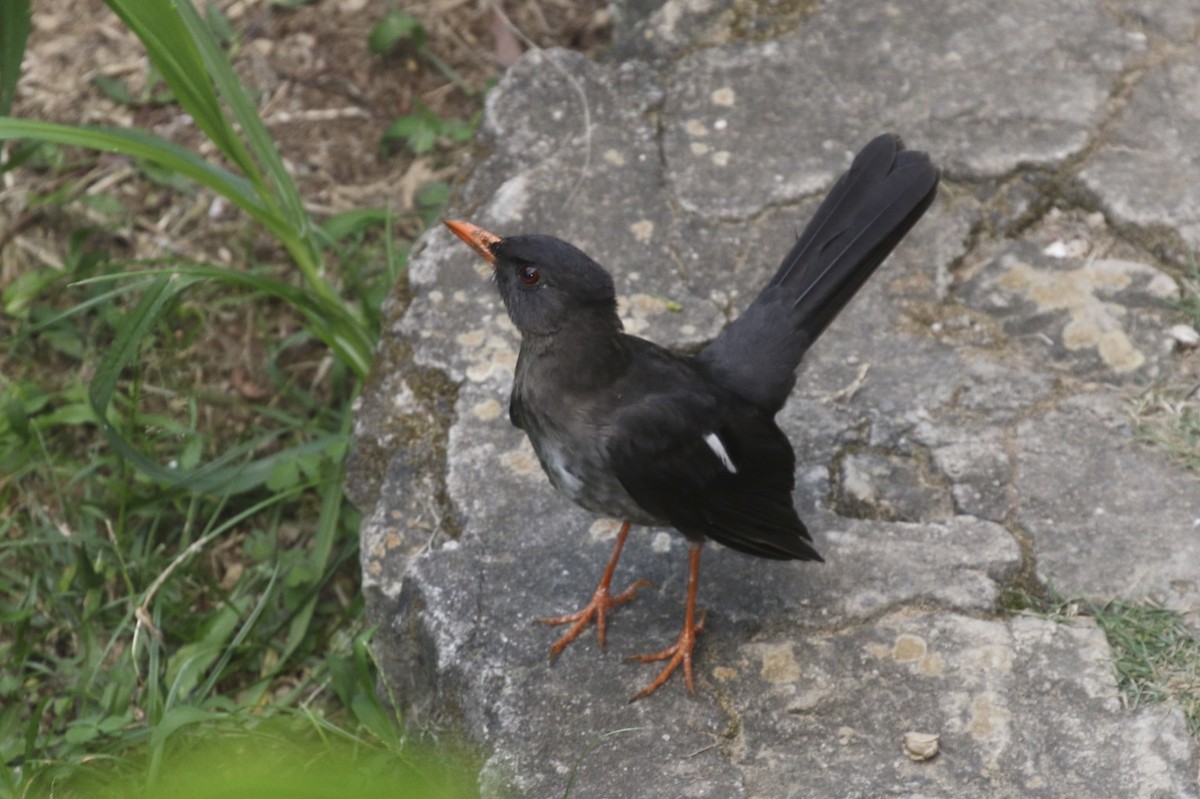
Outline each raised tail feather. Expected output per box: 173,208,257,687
696,134,939,412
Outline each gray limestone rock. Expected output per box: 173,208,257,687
957,239,1180,382
1017,394,1200,617
734,611,1197,799
1081,50,1200,251
662,0,1140,220
351,0,1200,795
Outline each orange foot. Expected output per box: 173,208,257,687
538,577,652,656
537,520,649,656
628,610,705,701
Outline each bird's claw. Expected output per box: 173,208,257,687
537,578,652,657
628,610,706,701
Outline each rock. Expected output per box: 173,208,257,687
1080,48,1200,252
1169,323,1200,349
350,0,1200,795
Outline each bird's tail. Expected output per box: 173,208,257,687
697,134,939,412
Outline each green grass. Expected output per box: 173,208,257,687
1134,398,1200,473
1092,600,1200,734
0,1,477,795
1174,258,1200,329
1006,588,1200,734
1129,258,1200,472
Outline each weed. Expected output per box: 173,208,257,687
370,10,474,95
383,103,479,156
1130,390,1200,474
1173,258,1200,329
1091,600,1200,735
1006,589,1200,734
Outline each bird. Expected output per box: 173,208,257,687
444,133,939,701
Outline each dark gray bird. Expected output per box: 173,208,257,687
446,133,939,700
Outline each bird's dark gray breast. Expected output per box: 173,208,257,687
511,350,661,526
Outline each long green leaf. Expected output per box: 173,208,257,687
173,0,307,240
198,568,279,701
1,0,375,380
0,0,30,116
172,1,377,375
79,271,346,494
0,119,284,235
103,0,261,191
0,121,372,374
112,0,333,316
24,275,161,335
169,0,374,375
82,262,373,378
86,273,194,486
88,274,182,430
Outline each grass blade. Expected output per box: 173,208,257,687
0,0,30,116
173,0,307,235
81,272,348,496
0,120,278,232
103,0,261,190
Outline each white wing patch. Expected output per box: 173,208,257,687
703,432,738,474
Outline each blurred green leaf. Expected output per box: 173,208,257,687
383,104,477,155
0,0,30,116
203,2,235,47
383,106,440,155
440,112,478,144
266,458,301,492
63,721,102,745
92,74,139,106
34,400,100,428
319,208,391,244
167,603,244,700
3,265,66,319
369,10,425,55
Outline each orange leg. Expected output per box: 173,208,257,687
537,520,651,657
628,543,705,702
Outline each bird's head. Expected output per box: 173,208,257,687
445,219,620,338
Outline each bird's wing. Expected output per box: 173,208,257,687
603,358,820,561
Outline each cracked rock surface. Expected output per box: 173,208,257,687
349,1,1200,796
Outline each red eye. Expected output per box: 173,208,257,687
518,265,541,286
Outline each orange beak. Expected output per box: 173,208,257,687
444,219,501,266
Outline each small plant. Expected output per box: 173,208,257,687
383,102,478,156
370,8,478,154
368,9,426,55
369,9,472,94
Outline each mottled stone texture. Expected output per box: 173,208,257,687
351,0,1200,795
